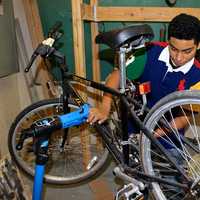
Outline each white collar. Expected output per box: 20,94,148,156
158,46,194,74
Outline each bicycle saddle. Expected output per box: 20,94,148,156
95,24,154,50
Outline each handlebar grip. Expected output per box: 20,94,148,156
48,21,62,38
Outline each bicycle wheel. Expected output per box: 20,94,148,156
140,90,200,200
8,98,109,185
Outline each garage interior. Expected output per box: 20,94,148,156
1,0,200,199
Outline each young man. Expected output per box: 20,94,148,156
87,13,200,129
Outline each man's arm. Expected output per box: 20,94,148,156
87,69,120,124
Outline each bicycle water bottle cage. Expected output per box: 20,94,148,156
95,24,154,50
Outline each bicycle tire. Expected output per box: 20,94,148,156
140,90,200,200
8,98,109,185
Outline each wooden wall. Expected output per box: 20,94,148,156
37,0,200,82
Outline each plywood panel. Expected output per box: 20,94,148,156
22,0,51,99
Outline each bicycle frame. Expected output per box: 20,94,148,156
58,72,190,189
29,72,190,200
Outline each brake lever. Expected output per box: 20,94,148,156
16,129,34,150
24,43,46,73
24,52,38,72
24,43,55,72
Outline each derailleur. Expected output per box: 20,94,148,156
115,183,144,200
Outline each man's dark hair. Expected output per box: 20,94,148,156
168,13,200,44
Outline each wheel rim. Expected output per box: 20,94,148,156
9,100,108,184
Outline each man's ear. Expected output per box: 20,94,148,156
197,43,200,50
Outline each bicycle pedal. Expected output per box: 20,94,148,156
115,183,144,200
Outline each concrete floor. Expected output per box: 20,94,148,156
22,159,124,200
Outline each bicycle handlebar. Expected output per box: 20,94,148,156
24,21,63,73
16,104,90,150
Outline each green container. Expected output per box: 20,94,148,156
127,48,146,80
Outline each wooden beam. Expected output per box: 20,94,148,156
82,5,200,22
72,0,86,77
90,1,100,83
90,0,104,158
71,0,90,168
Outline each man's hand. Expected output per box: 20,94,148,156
87,69,120,125
154,115,189,138
87,107,109,125
154,127,168,138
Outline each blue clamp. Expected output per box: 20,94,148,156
58,104,90,129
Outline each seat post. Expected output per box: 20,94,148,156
118,46,130,164
118,47,127,94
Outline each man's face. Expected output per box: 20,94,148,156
168,37,198,67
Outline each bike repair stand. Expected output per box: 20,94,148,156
32,136,49,200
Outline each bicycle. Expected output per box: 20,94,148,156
8,22,200,200
8,22,109,185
